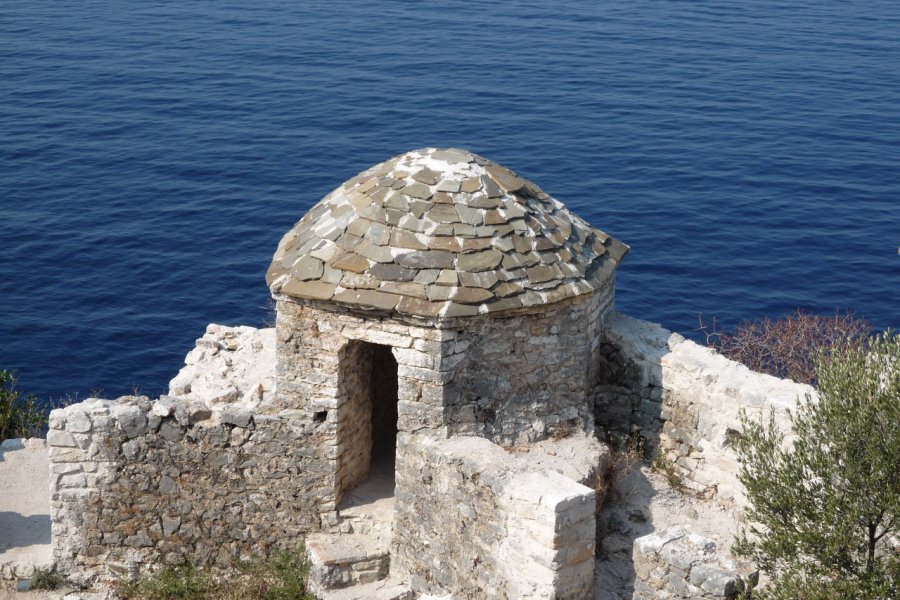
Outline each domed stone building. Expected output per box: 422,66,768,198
46,148,789,599
264,148,628,598
46,148,630,600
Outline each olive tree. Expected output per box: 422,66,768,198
734,331,899,599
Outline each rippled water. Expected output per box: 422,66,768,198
1,0,898,405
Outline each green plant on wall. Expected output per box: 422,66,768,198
0,370,46,440
733,331,899,599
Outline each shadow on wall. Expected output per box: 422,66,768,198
593,323,666,599
0,512,51,551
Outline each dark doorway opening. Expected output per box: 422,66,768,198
336,341,399,505
369,345,399,471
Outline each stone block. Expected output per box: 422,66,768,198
222,406,253,428
66,411,93,433
47,429,77,447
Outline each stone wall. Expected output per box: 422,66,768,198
274,284,612,453
272,298,459,521
272,297,454,439
392,433,605,599
335,341,376,499
445,283,612,445
595,313,813,504
48,396,323,581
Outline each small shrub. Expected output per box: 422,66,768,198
114,545,314,600
600,429,650,491
116,563,213,600
254,548,314,600
29,568,68,590
0,370,46,440
699,309,871,385
650,452,683,490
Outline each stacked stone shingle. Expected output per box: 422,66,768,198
266,148,628,319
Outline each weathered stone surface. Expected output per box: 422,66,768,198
393,435,604,600
394,251,455,270
266,148,627,317
484,165,523,193
436,179,461,193
333,289,400,311
368,263,416,281
450,287,493,304
402,182,432,199
48,397,325,581
282,279,337,300
292,256,325,281
330,252,370,274
341,272,380,289
526,264,557,284
426,236,462,252
457,271,498,289
425,204,459,224
379,281,427,299
396,296,445,317
456,249,503,272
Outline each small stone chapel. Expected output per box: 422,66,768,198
263,148,627,597
48,147,629,600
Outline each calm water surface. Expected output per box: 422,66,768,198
1,0,898,405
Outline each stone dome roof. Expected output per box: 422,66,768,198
266,148,628,319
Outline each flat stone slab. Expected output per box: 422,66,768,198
306,533,389,565
318,577,413,600
0,439,52,580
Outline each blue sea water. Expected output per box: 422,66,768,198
1,0,898,406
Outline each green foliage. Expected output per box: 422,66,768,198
650,451,683,490
117,563,212,600
255,548,314,600
29,568,69,590
0,370,46,440
114,546,314,600
734,331,900,599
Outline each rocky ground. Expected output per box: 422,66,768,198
594,456,744,599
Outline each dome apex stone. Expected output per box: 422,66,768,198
267,148,628,318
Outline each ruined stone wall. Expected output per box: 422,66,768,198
168,324,276,409
596,313,811,504
335,341,375,499
446,284,612,445
392,434,602,600
48,397,323,581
